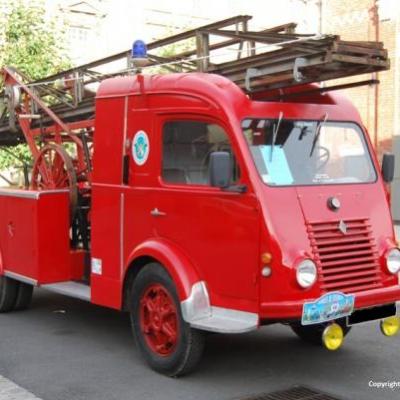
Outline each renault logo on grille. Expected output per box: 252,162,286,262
338,220,347,235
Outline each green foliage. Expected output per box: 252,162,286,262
0,0,71,171
159,38,196,59
0,144,32,170
149,26,196,74
0,0,71,80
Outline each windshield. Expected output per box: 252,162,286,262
242,119,376,186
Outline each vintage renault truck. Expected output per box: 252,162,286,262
0,71,399,376
0,14,399,375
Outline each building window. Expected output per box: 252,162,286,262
68,26,90,42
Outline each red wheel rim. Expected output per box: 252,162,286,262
139,283,179,356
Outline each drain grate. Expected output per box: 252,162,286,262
239,386,345,400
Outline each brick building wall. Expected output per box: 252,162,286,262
322,0,398,157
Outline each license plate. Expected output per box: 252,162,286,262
301,292,355,326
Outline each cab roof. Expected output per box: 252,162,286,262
97,73,246,102
96,72,361,123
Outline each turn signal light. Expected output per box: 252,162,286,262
380,316,400,337
322,323,344,351
261,252,272,264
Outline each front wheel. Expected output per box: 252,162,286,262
130,263,205,377
290,319,351,346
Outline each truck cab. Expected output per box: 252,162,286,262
87,72,400,373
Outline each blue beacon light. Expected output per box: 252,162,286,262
131,40,148,68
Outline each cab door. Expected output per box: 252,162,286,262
151,115,260,310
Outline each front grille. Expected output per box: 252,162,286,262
307,218,383,294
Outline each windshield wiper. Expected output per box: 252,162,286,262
270,111,283,162
309,113,329,157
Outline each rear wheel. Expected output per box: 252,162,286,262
0,276,19,313
290,319,351,345
130,263,205,376
14,282,33,311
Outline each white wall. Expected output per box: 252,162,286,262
44,0,320,65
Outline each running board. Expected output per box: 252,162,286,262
181,281,258,333
41,281,91,302
188,306,259,333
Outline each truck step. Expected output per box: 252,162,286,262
41,281,90,302
187,306,258,333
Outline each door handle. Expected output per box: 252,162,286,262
150,208,167,217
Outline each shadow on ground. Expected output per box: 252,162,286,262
0,289,398,400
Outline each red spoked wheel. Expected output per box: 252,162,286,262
31,143,78,218
130,263,205,376
139,283,178,356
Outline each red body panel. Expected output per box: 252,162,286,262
0,191,79,283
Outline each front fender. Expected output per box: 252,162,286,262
125,238,259,334
125,238,201,300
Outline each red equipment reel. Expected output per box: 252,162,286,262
30,143,78,218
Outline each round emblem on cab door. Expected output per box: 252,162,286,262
132,130,150,166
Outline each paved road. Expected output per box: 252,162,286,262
0,289,399,400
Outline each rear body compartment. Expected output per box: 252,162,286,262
0,189,81,284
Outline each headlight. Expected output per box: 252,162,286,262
386,248,400,274
296,259,317,288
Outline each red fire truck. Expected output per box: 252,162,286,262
0,17,399,376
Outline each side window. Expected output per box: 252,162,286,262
162,121,239,185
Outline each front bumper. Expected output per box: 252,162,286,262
260,285,400,320
182,282,400,333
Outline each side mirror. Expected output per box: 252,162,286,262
382,153,395,183
209,151,232,188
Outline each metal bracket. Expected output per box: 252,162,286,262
4,85,21,132
293,57,308,82
73,71,83,107
245,67,262,92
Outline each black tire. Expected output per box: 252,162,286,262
290,319,352,346
130,263,205,377
0,276,19,313
14,282,33,311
